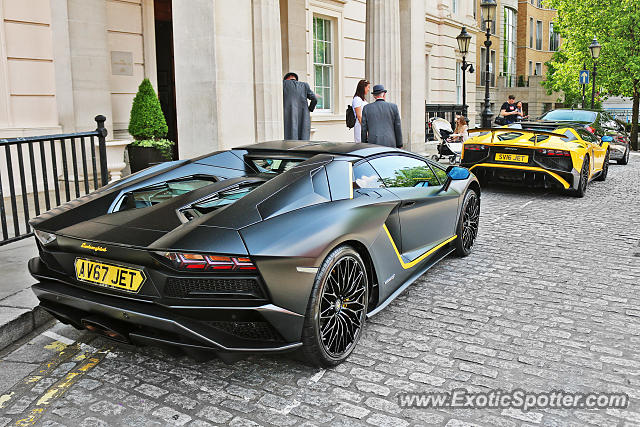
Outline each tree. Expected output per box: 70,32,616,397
128,78,168,141
544,0,640,150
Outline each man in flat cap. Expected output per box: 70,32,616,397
283,72,317,140
361,84,402,148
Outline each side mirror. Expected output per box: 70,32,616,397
447,166,471,180
440,166,470,192
601,135,613,142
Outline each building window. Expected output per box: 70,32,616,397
502,7,517,87
529,18,534,48
536,20,543,50
456,62,462,104
480,48,496,87
537,0,543,7
549,22,559,51
535,62,542,76
452,0,458,14
529,60,533,76
313,16,333,111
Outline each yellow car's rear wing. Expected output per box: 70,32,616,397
468,128,568,144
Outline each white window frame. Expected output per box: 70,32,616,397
529,61,533,76
529,18,534,48
312,16,334,112
536,20,543,50
502,7,517,85
452,0,458,14
535,62,542,76
307,3,344,118
549,22,559,51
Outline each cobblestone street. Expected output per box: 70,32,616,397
1,156,639,427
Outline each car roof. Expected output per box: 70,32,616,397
235,140,400,158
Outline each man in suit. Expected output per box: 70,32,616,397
360,84,402,148
283,72,317,140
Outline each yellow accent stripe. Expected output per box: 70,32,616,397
348,162,353,199
383,224,457,270
468,163,571,189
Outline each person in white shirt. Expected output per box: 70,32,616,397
351,79,370,142
451,115,469,142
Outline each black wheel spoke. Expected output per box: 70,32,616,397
317,254,367,358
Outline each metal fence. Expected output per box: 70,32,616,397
0,115,109,246
425,104,468,141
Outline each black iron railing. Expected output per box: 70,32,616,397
0,115,109,246
425,104,468,141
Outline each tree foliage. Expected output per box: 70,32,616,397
128,78,169,141
543,0,640,148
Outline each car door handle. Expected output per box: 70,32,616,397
401,201,416,208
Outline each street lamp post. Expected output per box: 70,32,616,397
588,37,601,109
480,0,497,128
456,27,473,118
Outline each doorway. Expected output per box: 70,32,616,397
154,0,178,159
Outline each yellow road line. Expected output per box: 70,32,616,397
383,225,457,269
15,348,110,426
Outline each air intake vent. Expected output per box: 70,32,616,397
205,321,282,342
164,277,264,299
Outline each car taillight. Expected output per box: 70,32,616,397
464,144,487,151
537,149,571,157
159,252,257,271
585,126,595,134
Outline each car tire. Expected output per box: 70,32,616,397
454,189,480,257
301,245,368,367
596,150,609,181
618,147,629,165
572,157,589,198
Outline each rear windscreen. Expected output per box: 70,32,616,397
117,178,216,211
540,110,597,122
247,157,305,174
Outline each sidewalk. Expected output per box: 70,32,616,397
0,238,52,350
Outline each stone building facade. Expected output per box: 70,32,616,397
474,0,560,121
0,0,479,163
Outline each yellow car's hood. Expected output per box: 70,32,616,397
466,128,587,151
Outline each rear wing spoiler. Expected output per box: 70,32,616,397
468,128,568,139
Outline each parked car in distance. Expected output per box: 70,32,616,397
539,108,630,165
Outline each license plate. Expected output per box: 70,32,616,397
75,258,146,293
495,153,528,163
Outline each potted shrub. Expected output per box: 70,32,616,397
127,78,174,173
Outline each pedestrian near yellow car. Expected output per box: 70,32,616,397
460,123,610,197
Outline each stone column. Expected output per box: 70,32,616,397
399,0,425,152
50,0,75,133
252,0,284,142
365,0,402,105
172,0,219,159
66,0,113,133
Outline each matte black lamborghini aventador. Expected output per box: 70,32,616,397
29,141,480,366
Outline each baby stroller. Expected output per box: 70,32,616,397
429,117,462,164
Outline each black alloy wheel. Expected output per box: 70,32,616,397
455,189,480,257
596,149,609,181
302,245,368,366
572,157,589,198
618,146,630,165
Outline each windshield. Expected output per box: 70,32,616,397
540,110,597,123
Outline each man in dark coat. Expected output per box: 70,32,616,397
283,72,317,140
361,84,402,148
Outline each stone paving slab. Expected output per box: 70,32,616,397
0,238,51,351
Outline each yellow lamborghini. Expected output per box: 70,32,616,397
460,123,610,197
